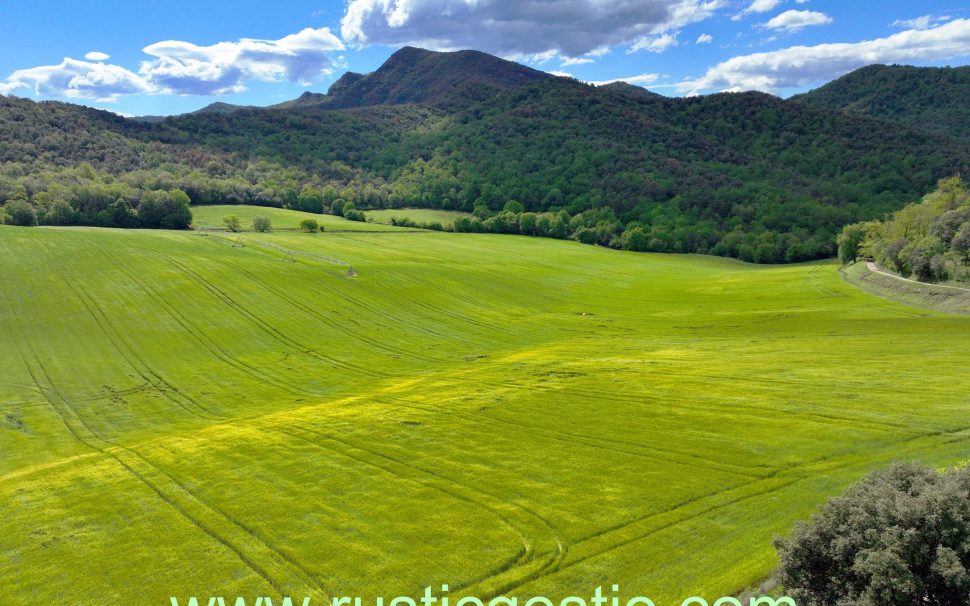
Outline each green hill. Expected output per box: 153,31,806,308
2,224,969,603
3,49,969,263
793,64,970,140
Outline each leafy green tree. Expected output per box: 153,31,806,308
43,199,76,226
223,215,242,232
252,216,272,232
296,186,324,214
837,222,868,264
775,462,970,606
299,218,319,233
503,200,524,214
952,223,970,261
3,199,37,226
902,235,947,281
620,225,650,251
137,193,168,228
343,208,366,222
518,212,538,235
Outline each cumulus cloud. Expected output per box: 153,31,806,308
629,33,679,53
892,15,951,30
696,33,713,44
561,56,594,66
0,58,152,102
141,27,345,94
589,73,660,87
761,9,832,32
732,0,782,20
678,18,970,95
0,27,345,100
340,0,722,60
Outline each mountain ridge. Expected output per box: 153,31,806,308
2,48,969,263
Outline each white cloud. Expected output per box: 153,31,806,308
892,15,951,30
0,58,152,102
629,33,679,53
732,0,782,20
761,9,832,32
678,18,970,95
0,27,345,100
561,56,594,66
589,73,660,87
141,27,345,94
696,33,713,44
340,0,722,60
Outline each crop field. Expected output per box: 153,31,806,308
1,217,969,605
365,208,474,228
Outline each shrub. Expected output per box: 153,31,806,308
344,209,366,222
3,199,38,226
252,216,272,232
223,215,242,232
299,218,319,233
775,462,970,606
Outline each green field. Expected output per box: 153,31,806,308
191,204,397,232
366,208,473,227
2,222,969,605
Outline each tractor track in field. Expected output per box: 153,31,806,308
101,247,321,399
4,305,328,599
166,256,388,380
220,260,446,365
269,421,569,599
264,424,554,593
372,394,766,478
196,234,492,350
378,268,524,331
499,413,970,594
53,265,220,423
436,370,912,436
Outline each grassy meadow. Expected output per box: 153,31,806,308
191,204,397,232
1,214,969,604
365,208,474,228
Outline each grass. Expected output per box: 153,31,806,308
191,204,398,232
1,225,969,605
842,262,970,314
365,208,473,228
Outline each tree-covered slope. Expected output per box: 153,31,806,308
793,64,970,140
3,48,970,262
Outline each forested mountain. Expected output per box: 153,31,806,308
2,48,969,262
793,64,970,140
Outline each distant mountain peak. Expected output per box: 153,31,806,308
322,46,551,110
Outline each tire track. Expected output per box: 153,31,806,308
263,424,551,593
51,257,220,422
100,247,319,399
220,259,446,365
3,305,326,598
372,394,765,478
166,256,387,379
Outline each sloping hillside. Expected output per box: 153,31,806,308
793,64,970,140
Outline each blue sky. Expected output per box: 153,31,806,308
1,0,969,116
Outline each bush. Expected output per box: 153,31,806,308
775,462,970,606
3,199,37,226
343,209,366,222
299,218,319,233
252,216,272,232
223,215,242,232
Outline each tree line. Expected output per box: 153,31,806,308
838,177,970,282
